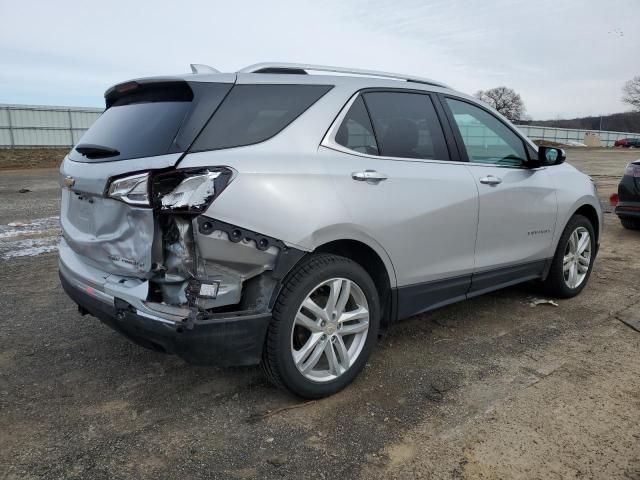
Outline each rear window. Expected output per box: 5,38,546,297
191,84,332,151
69,81,231,163
363,92,450,160
335,96,379,155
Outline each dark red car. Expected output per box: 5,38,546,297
614,138,640,148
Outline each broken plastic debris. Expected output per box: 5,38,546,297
161,171,220,209
528,298,559,307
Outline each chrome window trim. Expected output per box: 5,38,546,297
320,91,532,169
321,91,454,165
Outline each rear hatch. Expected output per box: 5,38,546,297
60,76,234,277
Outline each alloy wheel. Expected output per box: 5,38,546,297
563,226,591,289
290,278,370,382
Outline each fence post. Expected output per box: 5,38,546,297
6,106,15,148
67,109,74,147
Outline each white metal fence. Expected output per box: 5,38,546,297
515,124,640,147
0,104,102,148
1,103,639,149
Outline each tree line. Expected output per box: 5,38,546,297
472,76,640,133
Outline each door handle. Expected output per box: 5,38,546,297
479,175,502,186
352,170,388,183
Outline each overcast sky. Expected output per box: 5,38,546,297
0,0,638,119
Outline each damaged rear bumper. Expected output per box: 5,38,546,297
59,248,271,367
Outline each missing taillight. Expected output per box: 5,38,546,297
151,167,235,214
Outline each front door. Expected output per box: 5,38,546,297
443,97,558,294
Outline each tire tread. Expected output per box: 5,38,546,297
542,214,595,298
620,217,640,230
261,254,360,393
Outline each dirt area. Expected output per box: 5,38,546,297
0,149,67,170
0,148,639,479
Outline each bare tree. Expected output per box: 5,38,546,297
474,86,525,122
622,76,640,111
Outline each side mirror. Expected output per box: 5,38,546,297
537,146,566,166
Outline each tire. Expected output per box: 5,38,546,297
620,217,640,230
542,214,596,298
261,254,380,399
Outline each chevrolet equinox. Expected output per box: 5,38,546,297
59,63,602,398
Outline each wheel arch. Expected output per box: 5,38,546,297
573,203,600,244
313,239,395,329
269,227,398,328
552,195,602,258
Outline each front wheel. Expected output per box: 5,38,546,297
542,214,596,298
261,254,380,398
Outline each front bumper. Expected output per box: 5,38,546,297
59,256,271,367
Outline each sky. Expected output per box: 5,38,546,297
0,0,638,119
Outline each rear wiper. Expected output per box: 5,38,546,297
75,144,120,159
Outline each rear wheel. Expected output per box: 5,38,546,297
542,214,595,298
620,217,640,230
262,254,380,398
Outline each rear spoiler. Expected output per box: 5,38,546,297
104,78,194,108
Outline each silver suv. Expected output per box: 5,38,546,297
59,63,602,398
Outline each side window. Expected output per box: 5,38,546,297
335,96,379,155
445,98,527,167
363,92,449,160
191,84,332,151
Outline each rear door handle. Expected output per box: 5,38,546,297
352,170,388,183
479,175,502,186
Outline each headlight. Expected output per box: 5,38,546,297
107,172,149,206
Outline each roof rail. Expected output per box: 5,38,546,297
190,64,220,74
239,62,449,88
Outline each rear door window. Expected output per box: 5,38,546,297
335,96,379,155
362,91,449,160
191,84,332,151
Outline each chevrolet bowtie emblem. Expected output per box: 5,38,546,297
64,176,75,187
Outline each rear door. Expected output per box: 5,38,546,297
441,96,558,294
320,89,479,318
